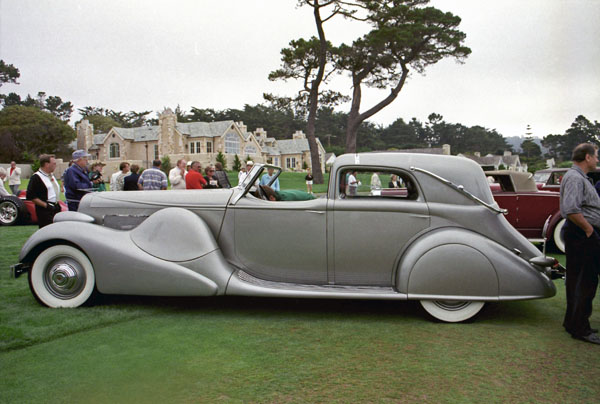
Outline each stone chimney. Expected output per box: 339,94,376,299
474,151,481,157
236,121,248,133
254,128,267,143
76,119,94,151
503,150,512,156
442,144,451,155
292,130,306,140
158,108,177,156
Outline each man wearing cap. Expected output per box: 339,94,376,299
238,160,254,184
27,154,61,228
63,150,93,211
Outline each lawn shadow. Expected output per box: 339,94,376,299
95,293,426,322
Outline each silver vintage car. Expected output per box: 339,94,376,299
12,153,559,322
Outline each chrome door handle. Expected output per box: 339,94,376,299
307,210,325,214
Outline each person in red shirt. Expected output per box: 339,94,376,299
185,161,207,189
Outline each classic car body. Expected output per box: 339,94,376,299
487,170,565,252
0,190,67,226
13,153,559,322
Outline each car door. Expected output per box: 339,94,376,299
330,169,430,286
232,194,328,285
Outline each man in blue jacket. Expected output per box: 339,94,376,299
63,150,94,211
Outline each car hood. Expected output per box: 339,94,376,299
79,189,235,215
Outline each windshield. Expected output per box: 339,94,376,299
533,172,550,183
240,165,263,188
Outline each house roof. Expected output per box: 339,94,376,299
276,139,311,155
262,146,280,156
111,126,161,142
93,134,106,145
176,121,235,138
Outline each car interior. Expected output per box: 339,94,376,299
338,168,417,200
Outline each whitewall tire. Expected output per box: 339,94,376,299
29,245,96,308
420,300,485,322
553,218,566,253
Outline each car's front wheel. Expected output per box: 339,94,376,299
553,218,566,253
0,197,24,226
420,300,485,322
29,245,96,308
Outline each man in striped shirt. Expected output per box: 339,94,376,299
138,160,167,190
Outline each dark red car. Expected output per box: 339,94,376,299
0,190,67,226
487,170,565,252
534,167,600,192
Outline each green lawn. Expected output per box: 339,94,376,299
1,227,600,403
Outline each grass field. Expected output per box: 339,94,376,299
1,226,600,402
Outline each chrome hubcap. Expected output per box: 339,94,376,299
44,259,86,299
433,301,471,311
0,201,17,224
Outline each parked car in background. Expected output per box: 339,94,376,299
534,167,600,192
487,170,565,252
0,190,67,226
12,154,560,322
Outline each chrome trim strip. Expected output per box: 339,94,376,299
410,166,508,215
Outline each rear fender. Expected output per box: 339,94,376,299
544,211,563,239
396,227,555,300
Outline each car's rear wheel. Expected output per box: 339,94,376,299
553,218,566,253
0,196,26,226
420,300,485,322
28,245,96,308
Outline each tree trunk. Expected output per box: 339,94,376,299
303,0,328,184
344,67,409,153
345,79,363,153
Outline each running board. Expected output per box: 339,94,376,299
226,270,408,300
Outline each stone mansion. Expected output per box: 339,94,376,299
76,108,326,175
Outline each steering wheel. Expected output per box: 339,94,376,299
256,185,267,200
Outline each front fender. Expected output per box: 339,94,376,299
396,227,555,301
18,208,234,297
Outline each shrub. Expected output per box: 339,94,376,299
216,151,227,170
233,154,241,172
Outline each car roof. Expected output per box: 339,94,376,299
486,170,538,192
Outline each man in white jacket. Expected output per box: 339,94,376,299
169,159,187,190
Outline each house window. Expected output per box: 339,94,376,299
206,141,213,153
286,157,296,169
189,141,202,154
224,133,238,154
244,145,257,156
274,157,279,167
154,145,159,160
109,143,120,158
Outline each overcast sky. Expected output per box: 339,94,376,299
1,0,598,139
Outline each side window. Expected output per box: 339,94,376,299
338,168,418,200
